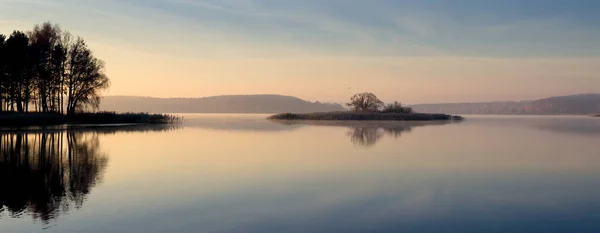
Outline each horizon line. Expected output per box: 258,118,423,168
102,92,600,105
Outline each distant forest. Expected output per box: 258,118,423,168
411,94,600,115
100,95,345,113
0,22,109,114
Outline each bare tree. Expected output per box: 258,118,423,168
29,22,63,113
346,92,384,112
65,38,109,114
0,22,110,114
5,31,31,112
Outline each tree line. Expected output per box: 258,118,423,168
0,22,109,114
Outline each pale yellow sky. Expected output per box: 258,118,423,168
97,42,600,103
2,0,600,104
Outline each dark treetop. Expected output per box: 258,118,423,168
0,22,108,115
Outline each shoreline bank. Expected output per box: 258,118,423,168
268,112,463,121
0,112,180,127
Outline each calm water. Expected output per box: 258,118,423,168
1,114,600,233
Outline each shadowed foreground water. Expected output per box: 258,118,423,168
1,115,600,233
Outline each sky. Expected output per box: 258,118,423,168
1,0,599,104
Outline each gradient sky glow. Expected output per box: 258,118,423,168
1,0,599,103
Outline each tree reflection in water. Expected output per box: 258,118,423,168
0,124,178,223
347,124,414,147
272,120,453,147
347,127,385,147
0,131,107,222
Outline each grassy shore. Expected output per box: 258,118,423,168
269,111,463,121
0,111,181,127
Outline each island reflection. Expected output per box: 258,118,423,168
0,124,178,223
273,120,454,147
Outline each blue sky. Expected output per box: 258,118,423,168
1,0,599,102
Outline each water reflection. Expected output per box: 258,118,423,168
347,127,385,147
0,123,181,134
0,131,105,223
0,124,178,223
183,116,302,132
1,116,599,233
466,116,600,137
532,119,600,136
274,121,453,147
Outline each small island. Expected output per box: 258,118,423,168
0,22,178,127
269,93,463,121
593,114,600,117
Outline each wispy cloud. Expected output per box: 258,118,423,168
1,0,599,102
2,0,599,57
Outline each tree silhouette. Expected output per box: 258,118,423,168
0,34,6,111
3,31,31,112
64,38,109,114
346,92,384,112
29,22,63,113
0,22,109,114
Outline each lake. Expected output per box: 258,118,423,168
1,114,600,233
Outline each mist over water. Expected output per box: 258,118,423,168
1,115,600,233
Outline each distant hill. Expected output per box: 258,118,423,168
411,94,600,115
100,95,345,113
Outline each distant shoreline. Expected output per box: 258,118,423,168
0,112,180,127
268,112,463,121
